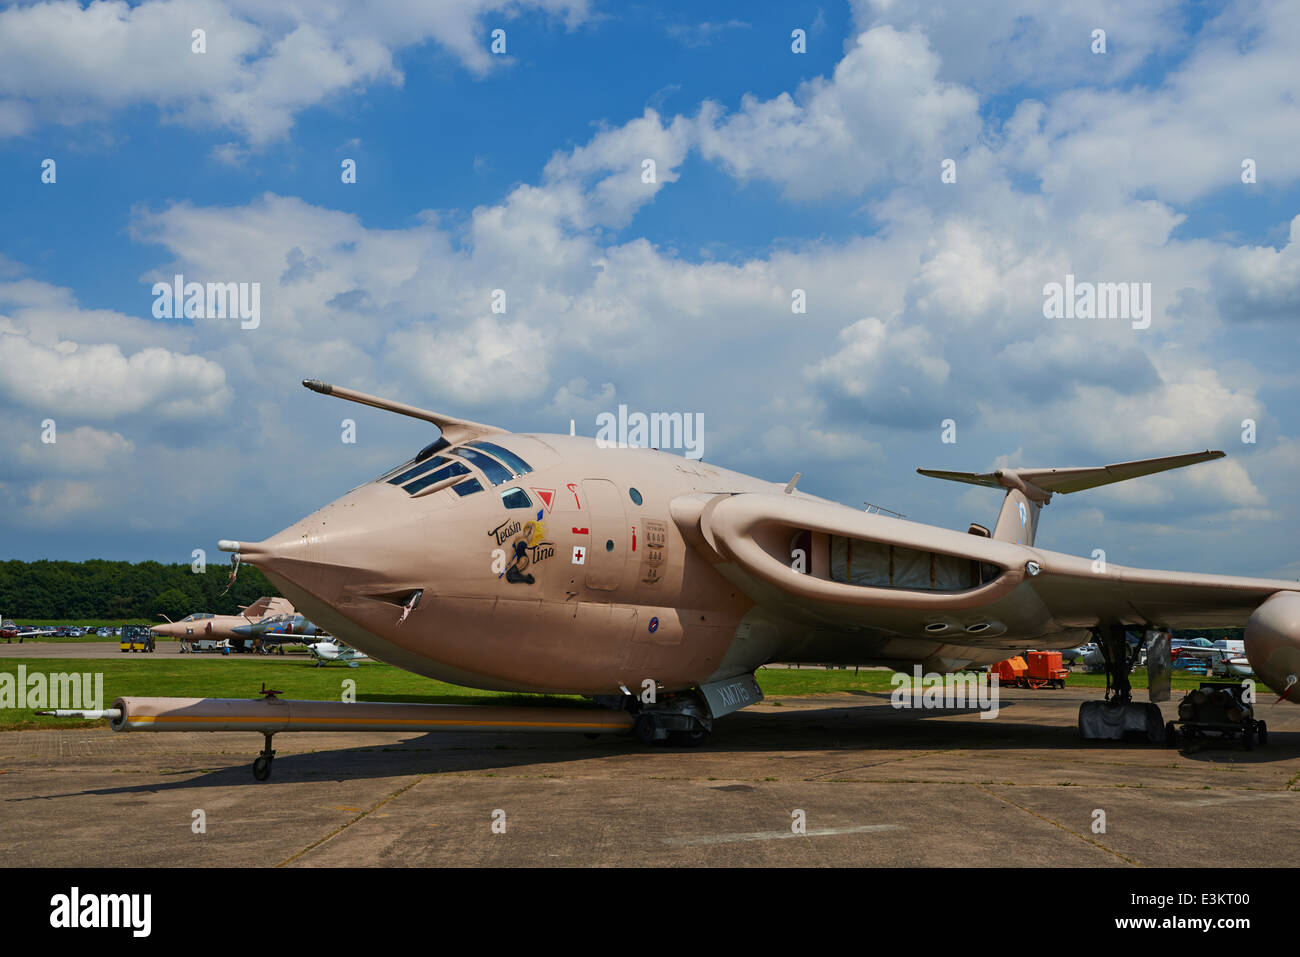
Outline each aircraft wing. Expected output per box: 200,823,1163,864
675,492,1297,638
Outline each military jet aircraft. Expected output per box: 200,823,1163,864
152,596,294,652
229,612,331,657
230,612,326,641
49,379,1300,778
231,381,1300,716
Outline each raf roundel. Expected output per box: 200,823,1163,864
648,616,659,634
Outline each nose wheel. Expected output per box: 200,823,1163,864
251,734,276,781
633,713,658,745
630,691,713,746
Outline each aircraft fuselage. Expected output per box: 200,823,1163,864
228,431,1281,697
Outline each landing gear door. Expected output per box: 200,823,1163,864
1146,629,1172,703
700,673,764,719
582,478,626,591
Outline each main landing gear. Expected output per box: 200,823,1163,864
251,733,276,781
1078,623,1164,743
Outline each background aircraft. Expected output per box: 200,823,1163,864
230,612,328,642
306,639,368,667
232,612,331,654
151,596,294,652
1,618,56,643
1060,642,1096,665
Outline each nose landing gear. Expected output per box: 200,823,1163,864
630,691,713,747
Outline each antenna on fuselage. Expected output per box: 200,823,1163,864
570,419,575,436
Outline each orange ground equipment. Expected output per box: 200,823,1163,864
990,653,1068,689
990,656,1028,686
1024,651,1068,689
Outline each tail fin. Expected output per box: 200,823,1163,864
917,450,1225,546
238,595,294,621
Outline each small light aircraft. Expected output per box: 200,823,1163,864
50,380,1300,779
1,617,56,643
305,638,369,667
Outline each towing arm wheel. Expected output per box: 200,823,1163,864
1164,721,1178,748
252,734,276,780
1258,721,1268,745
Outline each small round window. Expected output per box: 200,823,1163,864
605,539,615,552
628,487,643,505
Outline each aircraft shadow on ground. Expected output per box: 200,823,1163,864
9,696,1294,800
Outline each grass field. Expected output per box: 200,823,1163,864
0,658,1258,732
0,657,583,730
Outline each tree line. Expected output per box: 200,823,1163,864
0,559,280,622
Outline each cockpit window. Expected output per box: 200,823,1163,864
449,446,513,486
453,478,484,497
387,456,447,487
404,461,470,495
376,437,450,482
500,487,532,509
467,441,532,477
182,613,214,622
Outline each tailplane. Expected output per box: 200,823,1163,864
917,450,1225,546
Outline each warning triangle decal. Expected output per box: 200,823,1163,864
532,488,556,513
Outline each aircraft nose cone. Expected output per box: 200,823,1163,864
227,481,432,612
1244,592,1300,702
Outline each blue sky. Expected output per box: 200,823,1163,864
1,0,1298,580
1,2,856,310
